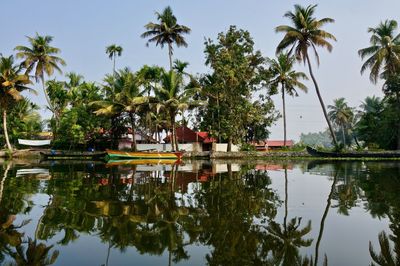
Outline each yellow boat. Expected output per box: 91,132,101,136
106,158,179,167
105,149,183,160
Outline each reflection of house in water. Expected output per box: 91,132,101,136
255,164,293,171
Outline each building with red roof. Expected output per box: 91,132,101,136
164,126,216,151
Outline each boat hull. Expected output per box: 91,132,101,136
105,149,183,160
306,146,400,158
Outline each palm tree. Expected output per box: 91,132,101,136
359,20,400,83
267,53,308,146
276,4,338,146
105,44,123,74
154,70,197,151
0,55,33,151
15,33,66,118
141,6,191,70
359,20,400,149
92,68,148,151
328,98,354,146
369,231,400,265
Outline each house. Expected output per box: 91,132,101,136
118,131,157,150
266,140,294,150
164,126,216,151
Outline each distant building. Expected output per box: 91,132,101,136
266,140,294,150
164,126,216,151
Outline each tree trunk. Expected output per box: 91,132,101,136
0,163,11,204
3,110,12,152
170,115,176,151
42,77,55,118
283,167,288,232
129,113,137,151
227,137,232,152
168,42,173,71
341,125,346,146
314,172,337,266
281,84,287,147
396,91,400,150
113,55,116,75
305,54,338,146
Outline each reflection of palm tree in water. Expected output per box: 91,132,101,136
267,167,313,265
314,169,338,265
369,231,400,265
0,162,11,205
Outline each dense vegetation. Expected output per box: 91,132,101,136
1,4,400,152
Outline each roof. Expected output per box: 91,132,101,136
266,140,294,147
164,126,216,143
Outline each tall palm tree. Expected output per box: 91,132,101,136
359,20,400,83
267,53,308,146
328,98,354,146
0,55,33,151
276,4,338,146
105,44,123,74
155,70,197,151
141,6,191,70
15,33,66,118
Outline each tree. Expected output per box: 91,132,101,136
201,26,274,151
15,34,66,119
141,6,191,70
0,55,33,151
328,98,354,146
359,20,400,149
359,20,400,83
105,44,123,74
276,4,338,146
154,70,198,151
267,53,308,146
92,68,147,151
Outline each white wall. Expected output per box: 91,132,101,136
212,143,240,152
134,143,202,152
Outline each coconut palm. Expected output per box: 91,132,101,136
0,55,33,151
328,98,354,146
359,20,400,83
92,68,148,151
105,44,123,74
15,33,66,117
267,53,308,146
141,6,191,70
154,70,198,151
369,231,400,266
276,4,338,146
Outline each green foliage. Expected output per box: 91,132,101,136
299,130,333,149
199,26,276,150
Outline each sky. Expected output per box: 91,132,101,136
1,0,400,141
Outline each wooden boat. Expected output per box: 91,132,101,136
306,146,400,158
18,139,51,146
106,149,183,160
40,151,106,160
106,158,180,167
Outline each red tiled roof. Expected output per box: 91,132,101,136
266,140,294,147
164,126,216,143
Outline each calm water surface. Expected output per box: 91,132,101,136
0,159,398,266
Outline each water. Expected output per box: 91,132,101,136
0,159,398,266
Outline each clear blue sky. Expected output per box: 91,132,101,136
1,0,399,140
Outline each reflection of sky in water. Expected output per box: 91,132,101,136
0,161,396,265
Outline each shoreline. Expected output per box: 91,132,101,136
3,149,400,161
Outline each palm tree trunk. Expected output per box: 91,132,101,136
341,125,346,146
129,113,137,151
170,115,175,151
0,163,11,205
227,137,232,152
396,91,400,150
113,55,116,75
314,173,337,265
3,110,12,152
41,77,55,118
283,167,288,232
168,42,173,70
305,54,338,146
281,84,287,147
